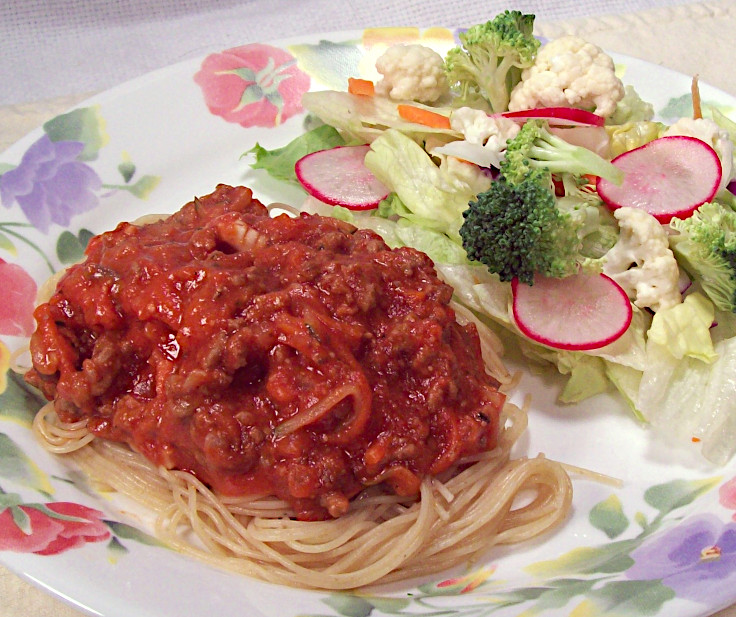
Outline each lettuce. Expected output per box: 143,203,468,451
631,293,736,464
647,292,717,362
246,124,345,184
302,90,459,144
364,129,490,238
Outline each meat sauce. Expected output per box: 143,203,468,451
26,185,506,520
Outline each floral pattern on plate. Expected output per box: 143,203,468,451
195,43,311,127
0,28,736,617
296,476,736,617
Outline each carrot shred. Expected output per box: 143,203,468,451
691,75,702,119
348,78,375,97
397,104,451,129
692,436,701,443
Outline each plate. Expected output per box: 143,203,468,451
1,28,736,617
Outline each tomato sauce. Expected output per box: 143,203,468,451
26,185,505,520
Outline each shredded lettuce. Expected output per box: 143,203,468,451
647,293,717,362
302,91,459,144
364,128,490,238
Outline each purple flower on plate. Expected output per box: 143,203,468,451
625,514,736,606
0,135,101,233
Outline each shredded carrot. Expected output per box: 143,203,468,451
348,78,375,97
397,104,451,130
692,436,701,443
691,75,702,119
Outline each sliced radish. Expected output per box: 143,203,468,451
295,145,389,210
501,107,605,127
511,272,632,351
597,136,722,224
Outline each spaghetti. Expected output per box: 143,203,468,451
25,184,573,589
33,400,571,590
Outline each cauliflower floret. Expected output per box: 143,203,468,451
663,117,735,194
450,106,520,147
375,44,449,104
437,154,492,196
429,107,520,168
603,207,682,312
508,35,625,117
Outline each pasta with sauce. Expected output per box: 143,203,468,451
24,184,572,590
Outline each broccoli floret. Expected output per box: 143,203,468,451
445,10,540,113
460,169,605,285
501,119,624,186
669,202,736,312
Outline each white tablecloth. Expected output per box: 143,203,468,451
2,1,735,615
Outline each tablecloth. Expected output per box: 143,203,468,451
1,1,735,615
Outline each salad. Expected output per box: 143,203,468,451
247,10,736,465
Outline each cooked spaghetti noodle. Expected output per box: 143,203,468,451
24,184,573,590
33,400,571,590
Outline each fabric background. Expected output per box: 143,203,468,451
2,1,735,615
0,0,699,105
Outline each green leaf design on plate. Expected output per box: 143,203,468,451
104,175,161,199
590,494,629,539
322,594,374,617
0,231,17,255
658,94,736,120
643,477,721,514
0,163,16,177
105,520,168,548
0,432,53,496
9,504,32,534
56,229,87,264
518,579,598,615
118,159,136,183
106,536,129,563
125,175,160,199
288,39,363,90
43,106,109,161
364,597,411,614
525,540,637,577
589,579,676,616
0,371,46,426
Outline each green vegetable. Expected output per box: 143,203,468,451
647,293,717,362
607,85,655,125
459,168,606,285
605,121,665,157
669,201,736,312
444,10,540,113
245,124,345,183
636,296,736,465
460,121,621,286
501,119,624,186
364,128,490,238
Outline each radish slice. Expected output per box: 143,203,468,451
511,272,633,351
501,107,605,127
597,136,722,224
295,145,389,210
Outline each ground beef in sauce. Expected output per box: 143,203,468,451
26,184,506,520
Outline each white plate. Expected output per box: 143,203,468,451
2,28,736,617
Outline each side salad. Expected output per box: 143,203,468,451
247,10,736,465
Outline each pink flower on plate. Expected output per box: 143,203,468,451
195,44,310,127
0,258,37,337
0,502,110,556
720,476,736,521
